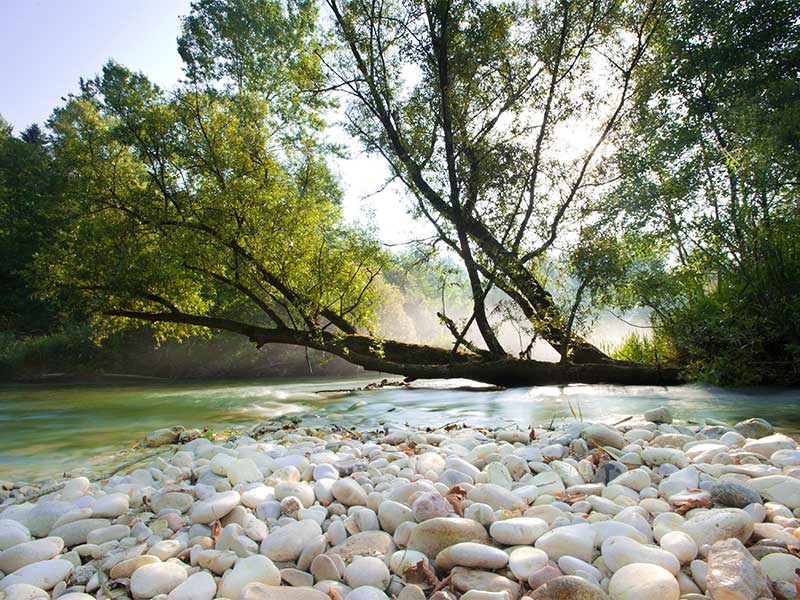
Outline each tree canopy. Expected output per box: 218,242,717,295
2,0,797,386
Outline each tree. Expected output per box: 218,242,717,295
0,123,65,333
323,0,668,364
605,0,800,383
31,0,679,386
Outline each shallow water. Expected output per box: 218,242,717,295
1,377,799,480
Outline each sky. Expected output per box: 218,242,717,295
0,0,416,243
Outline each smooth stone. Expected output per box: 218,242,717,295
344,587,390,600
709,482,762,508
260,519,322,562
331,479,368,506
601,536,680,575
109,555,162,579
396,586,426,600
641,448,689,469
534,524,596,563
612,468,649,490
557,555,602,581
327,531,395,563
461,592,513,600
607,563,679,600
0,537,64,573
190,491,241,524
658,466,698,499
167,571,217,600
240,583,330,599
344,556,391,590
490,517,548,545
150,491,194,514
228,458,263,485
388,549,429,577
528,563,564,590
0,559,72,591
508,547,549,580
466,484,526,511
760,552,800,582
129,561,187,599
749,475,800,509
311,553,343,581
90,492,129,518
0,521,31,551
411,492,451,521
679,508,753,547
0,584,50,599
592,461,627,485
706,538,772,600
435,542,508,570
450,567,520,599
733,418,773,439
770,449,800,467
582,425,625,449
644,407,672,424
528,575,609,600
407,518,489,559
658,531,697,563
49,518,110,546
144,426,182,447
742,434,796,458
377,500,413,534
220,555,281,600
591,521,647,545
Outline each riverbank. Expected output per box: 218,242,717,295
0,407,799,599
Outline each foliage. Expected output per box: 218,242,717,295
36,7,386,343
606,0,800,383
325,0,667,358
0,124,68,333
608,330,676,365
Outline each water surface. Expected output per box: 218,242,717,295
1,377,799,481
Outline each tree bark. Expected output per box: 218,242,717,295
108,309,681,387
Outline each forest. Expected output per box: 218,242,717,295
1,0,798,386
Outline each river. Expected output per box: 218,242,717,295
1,377,799,481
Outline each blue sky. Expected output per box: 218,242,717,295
0,0,414,242
1,0,191,131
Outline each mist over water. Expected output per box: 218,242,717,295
1,377,799,481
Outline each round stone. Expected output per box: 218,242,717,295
529,575,609,599
167,571,217,600
332,478,368,506
435,542,508,570
260,519,322,562
534,524,596,563
709,482,762,508
130,562,187,599
344,556,391,590
489,517,549,545
608,563,680,600
602,536,680,575
219,555,281,600
680,508,753,548
658,531,697,564
406,517,489,559
508,547,548,580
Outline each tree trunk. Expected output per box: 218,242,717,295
108,309,681,387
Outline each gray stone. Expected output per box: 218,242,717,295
592,461,627,484
709,482,762,508
733,418,773,439
706,538,771,600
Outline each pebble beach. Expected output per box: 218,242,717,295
0,406,799,600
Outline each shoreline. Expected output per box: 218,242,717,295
0,408,799,599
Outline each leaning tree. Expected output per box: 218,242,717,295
35,0,678,386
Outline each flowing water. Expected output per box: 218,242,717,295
1,376,799,481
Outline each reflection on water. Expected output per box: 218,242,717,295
1,376,799,480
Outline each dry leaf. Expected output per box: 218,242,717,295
672,498,713,515
327,587,346,600
403,559,439,587
211,520,222,543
